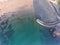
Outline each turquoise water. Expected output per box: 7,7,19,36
0,13,60,45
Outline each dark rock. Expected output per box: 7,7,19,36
1,19,8,25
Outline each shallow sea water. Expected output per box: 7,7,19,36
0,13,60,45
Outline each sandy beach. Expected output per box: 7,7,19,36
0,0,33,15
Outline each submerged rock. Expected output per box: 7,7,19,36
0,32,8,45
0,12,15,45
5,30,14,38
52,23,60,39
